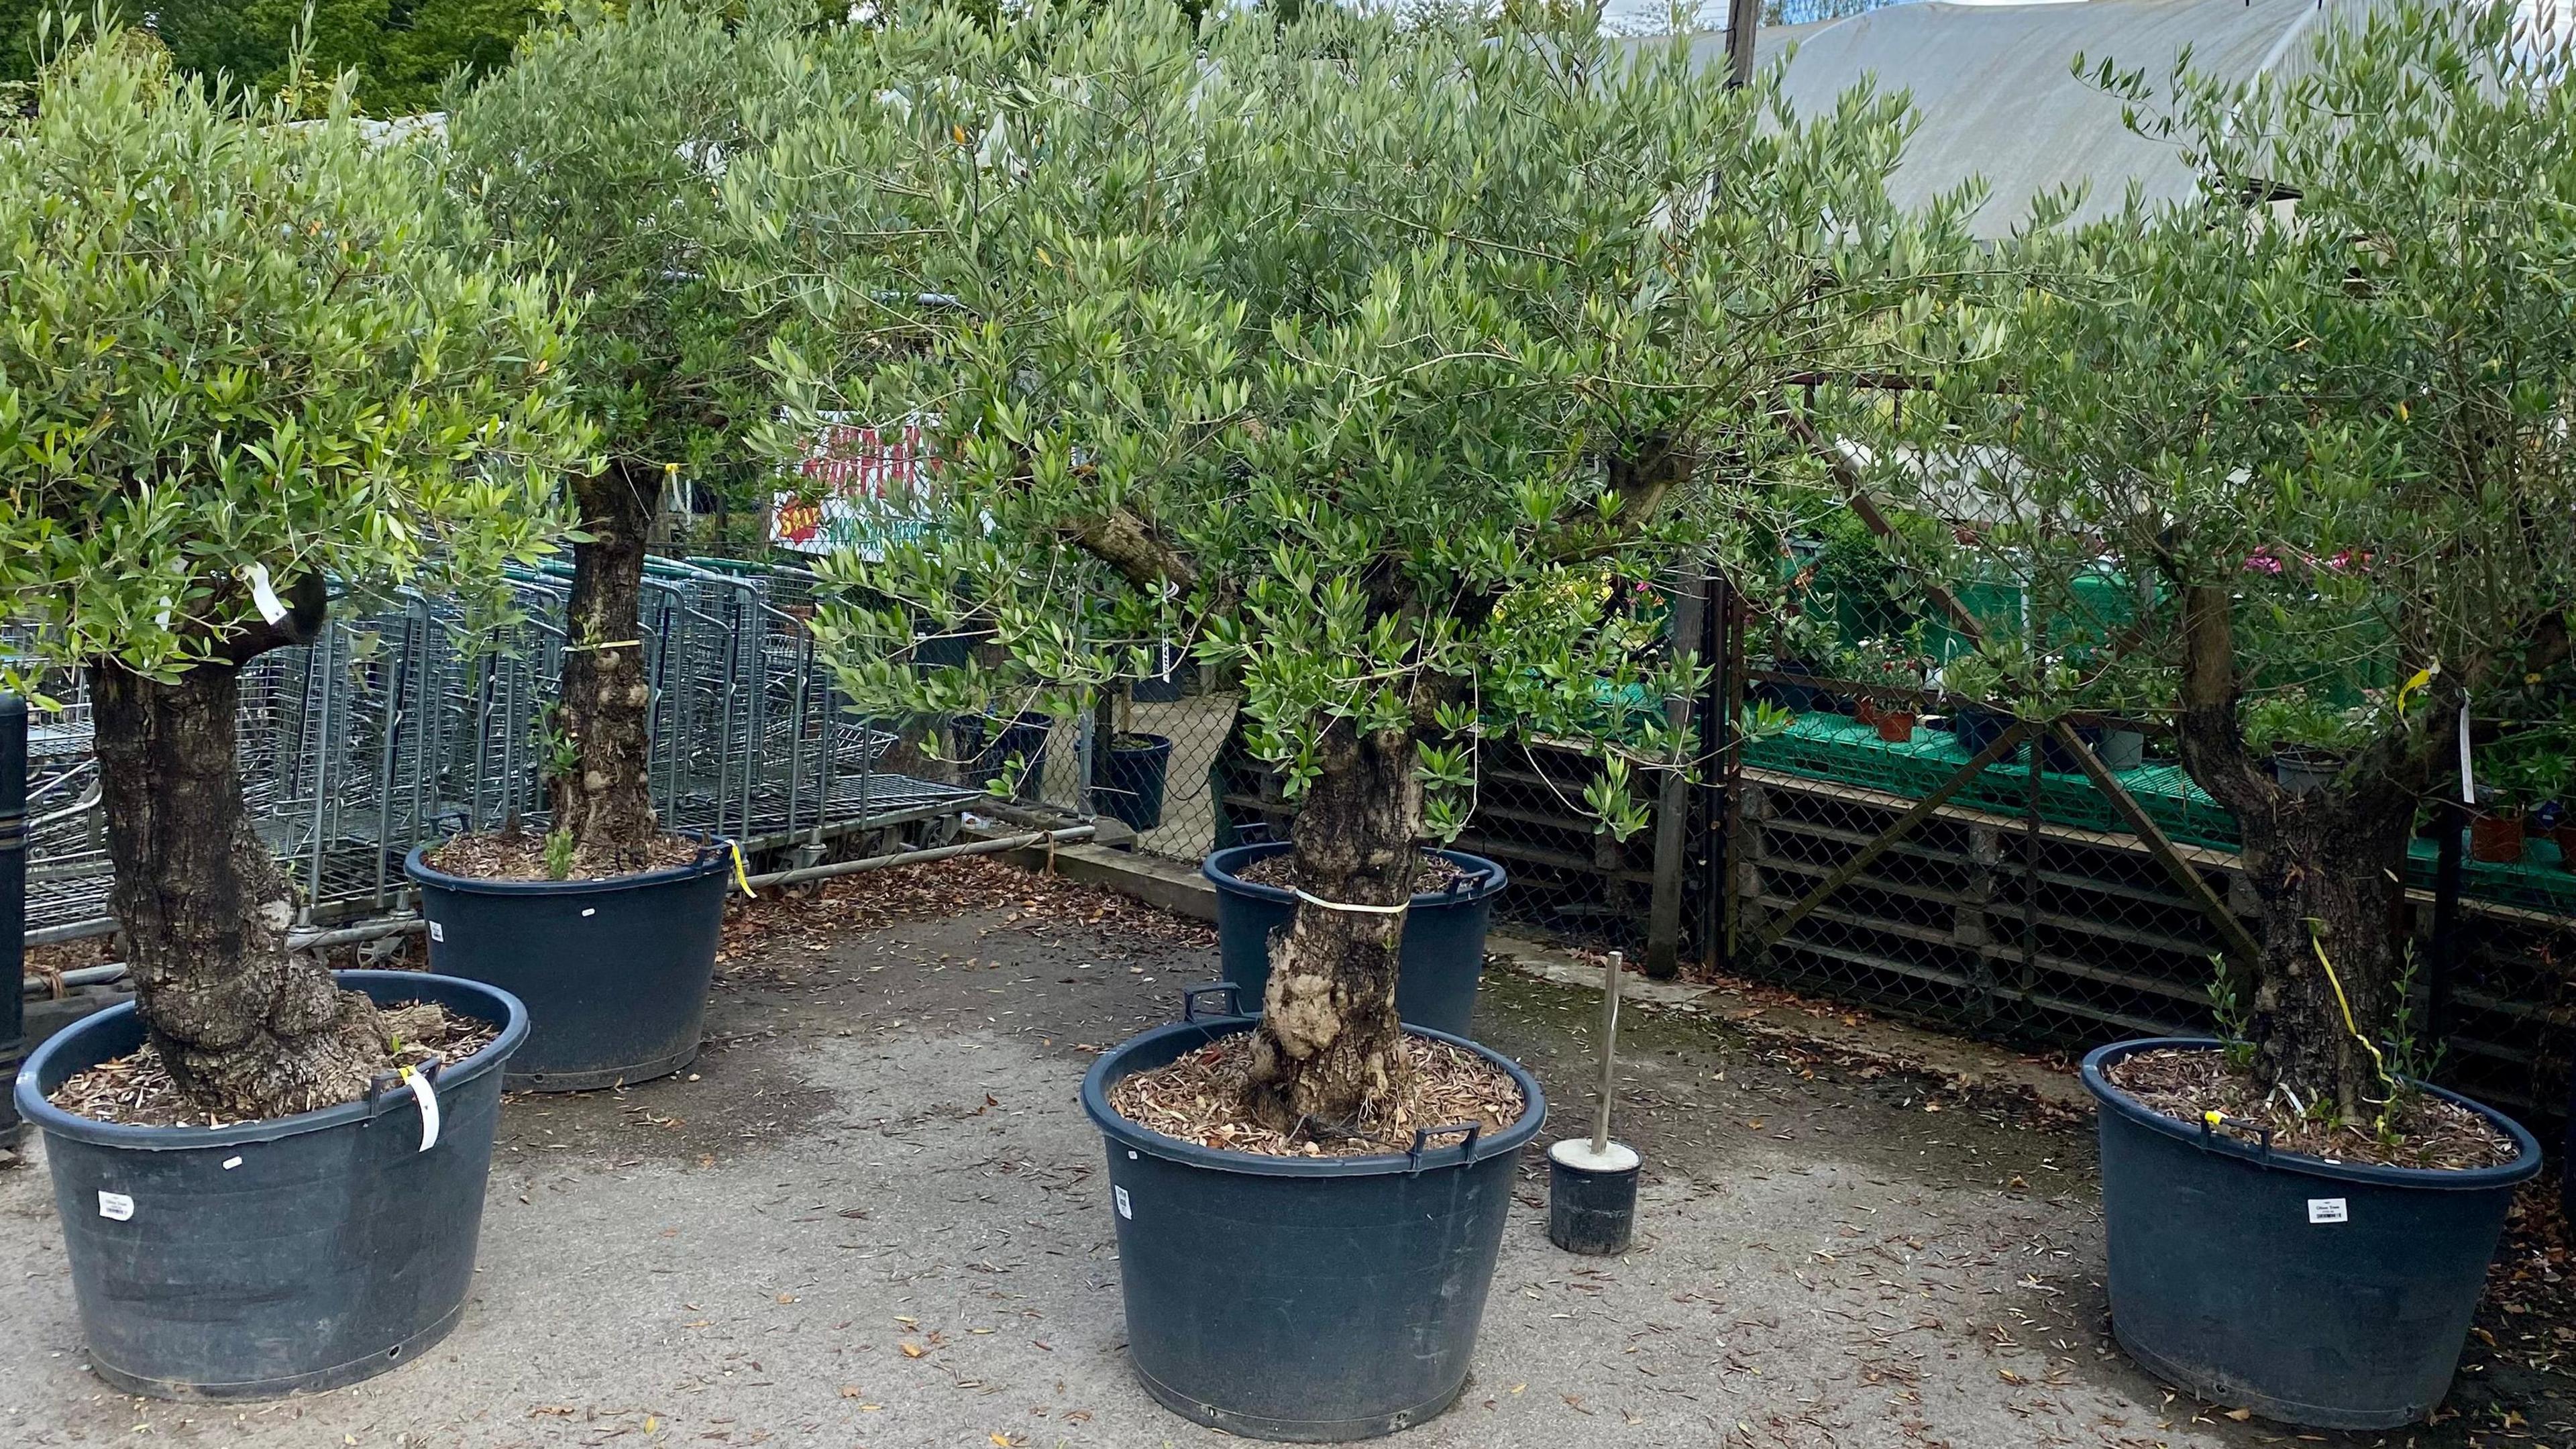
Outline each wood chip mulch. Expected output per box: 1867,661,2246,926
718,855,1214,973
426,828,706,883
46,1002,500,1130
2101,1046,2518,1171
1106,1030,1525,1158
1233,849,1470,895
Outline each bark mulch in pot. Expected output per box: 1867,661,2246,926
2102,1045,2517,1171
47,1003,500,1130
1107,1031,1524,1158
425,828,705,883
1233,849,1470,895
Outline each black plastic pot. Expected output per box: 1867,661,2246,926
2035,722,2102,774
1951,703,2013,759
1091,732,1171,831
1203,843,1507,1037
1130,645,1186,704
1546,1137,1640,1256
405,842,728,1091
2084,1038,2543,1429
959,711,1052,793
12,970,527,1399
1081,996,1545,1441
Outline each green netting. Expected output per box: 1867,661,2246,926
1741,712,2576,915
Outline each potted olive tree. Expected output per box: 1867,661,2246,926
737,2,1957,1436
408,1,810,1089
1,26,588,1396
1882,1,2559,1426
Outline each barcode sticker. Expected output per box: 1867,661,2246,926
2308,1197,2349,1224
97,1191,133,1222
427,920,444,943
1115,1186,1132,1220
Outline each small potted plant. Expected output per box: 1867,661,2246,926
2243,688,2371,798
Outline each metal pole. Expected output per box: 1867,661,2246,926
1,694,27,1150
743,824,1096,890
1592,949,1623,1156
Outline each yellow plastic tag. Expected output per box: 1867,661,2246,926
729,841,755,898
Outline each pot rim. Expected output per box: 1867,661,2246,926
402,837,731,897
12,969,529,1152
1081,1014,1546,1179
2081,1036,2543,1189
1203,841,1510,907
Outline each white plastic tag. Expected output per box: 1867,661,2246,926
97,1191,133,1222
427,920,444,943
242,563,290,625
2307,1197,2348,1224
404,1069,441,1154
1115,1186,1132,1220
2459,700,2475,803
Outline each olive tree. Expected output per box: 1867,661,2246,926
442,1,813,869
0,25,587,1118
1876,0,2576,1116
738,2,1961,1130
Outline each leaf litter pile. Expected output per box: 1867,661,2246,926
1108,1032,1524,1157
49,1002,500,1130
2102,1046,2516,1171
1234,849,1470,896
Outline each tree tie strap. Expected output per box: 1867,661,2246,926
1292,888,1407,915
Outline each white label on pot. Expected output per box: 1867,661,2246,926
2307,1197,2349,1224
97,1191,133,1222
405,1070,441,1154
1115,1186,1132,1220
427,920,444,943
221,1156,243,1171
581,908,596,918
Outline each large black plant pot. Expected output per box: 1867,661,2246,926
13,970,527,1399
2084,1038,2543,1429
1204,843,1506,1037
957,712,1053,794
1091,731,1172,831
405,842,729,1091
1082,999,1544,1440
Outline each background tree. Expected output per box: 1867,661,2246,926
740,1,1964,1131
1875,0,2576,1118
443,0,813,869
0,23,588,1118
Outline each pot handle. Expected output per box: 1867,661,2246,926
2194,1110,2273,1160
1406,1120,1481,1173
1181,983,1244,1022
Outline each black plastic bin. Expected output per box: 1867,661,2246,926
1091,732,1172,831
13,971,527,1399
405,842,729,1091
2084,1038,2542,1429
1082,1000,1544,1440
1204,843,1505,1037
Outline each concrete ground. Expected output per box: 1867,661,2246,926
0,860,2566,1449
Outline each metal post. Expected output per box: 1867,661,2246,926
1,694,27,1151
1646,573,1709,979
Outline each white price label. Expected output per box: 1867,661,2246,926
97,1191,134,1222
404,1070,441,1154
427,920,444,943
1115,1186,1132,1220
2307,1197,2349,1224
242,563,290,625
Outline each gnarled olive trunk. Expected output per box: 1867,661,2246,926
552,458,661,870
1243,724,1420,1135
89,661,384,1120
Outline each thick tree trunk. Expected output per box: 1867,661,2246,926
1243,724,1420,1136
89,661,384,1120
2227,790,2415,1118
553,458,661,870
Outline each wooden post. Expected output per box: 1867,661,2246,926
1646,574,1709,979
1725,0,1760,87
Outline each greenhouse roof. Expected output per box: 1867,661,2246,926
1676,0,2373,237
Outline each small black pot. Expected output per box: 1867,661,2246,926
1130,645,1187,704
1203,843,1507,1036
2084,1038,2543,1429
405,842,729,1091
1091,732,1172,830
1082,1001,1544,1441
13,971,527,1399
2035,722,2102,774
1950,703,2015,760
